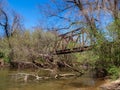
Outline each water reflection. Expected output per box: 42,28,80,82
0,69,106,90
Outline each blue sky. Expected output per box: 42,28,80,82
7,0,49,29
5,0,113,33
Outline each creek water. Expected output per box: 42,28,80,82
0,69,106,90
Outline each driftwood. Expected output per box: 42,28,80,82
0,59,4,68
10,59,83,75
9,59,84,82
10,61,40,69
63,62,84,75
10,73,49,82
10,72,77,82
56,73,76,79
9,60,84,82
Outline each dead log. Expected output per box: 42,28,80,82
10,72,78,82
0,59,4,68
56,73,76,79
63,62,84,75
10,73,46,82
32,60,43,68
10,61,40,69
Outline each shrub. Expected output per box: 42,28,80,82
107,66,120,79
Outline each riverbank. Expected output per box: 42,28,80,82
100,79,120,90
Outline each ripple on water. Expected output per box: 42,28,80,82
0,69,106,90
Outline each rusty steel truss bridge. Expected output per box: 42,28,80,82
52,27,93,55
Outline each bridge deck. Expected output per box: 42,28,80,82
54,46,92,55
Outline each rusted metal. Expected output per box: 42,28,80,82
53,27,92,55
54,46,92,55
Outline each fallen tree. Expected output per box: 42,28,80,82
10,61,39,69
10,72,78,82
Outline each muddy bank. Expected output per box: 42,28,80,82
100,79,120,90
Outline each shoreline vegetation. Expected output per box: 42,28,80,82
0,0,120,90
0,28,119,90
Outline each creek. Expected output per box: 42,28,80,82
0,69,107,90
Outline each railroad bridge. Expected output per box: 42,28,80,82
52,27,93,55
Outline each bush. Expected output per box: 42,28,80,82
0,29,56,62
107,66,120,79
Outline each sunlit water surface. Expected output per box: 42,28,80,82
0,69,106,90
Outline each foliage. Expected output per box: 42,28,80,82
75,51,99,65
93,19,120,78
0,29,56,62
107,66,120,79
